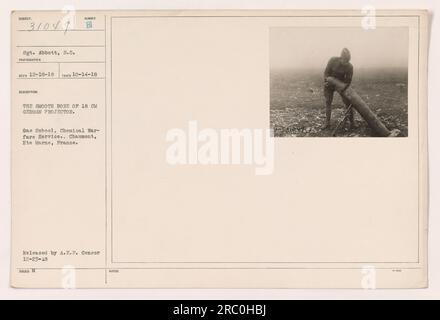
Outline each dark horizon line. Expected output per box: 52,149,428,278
271,66,408,71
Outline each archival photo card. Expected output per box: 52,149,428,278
10,10,428,288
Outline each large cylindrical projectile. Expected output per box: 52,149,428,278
326,77,400,137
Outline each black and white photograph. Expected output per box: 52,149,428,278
270,27,409,137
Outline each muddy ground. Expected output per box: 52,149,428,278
270,68,408,137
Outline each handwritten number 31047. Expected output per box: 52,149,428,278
28,20,71,34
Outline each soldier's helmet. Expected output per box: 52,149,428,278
341,48,351,62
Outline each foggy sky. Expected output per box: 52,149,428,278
270,27,408,70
